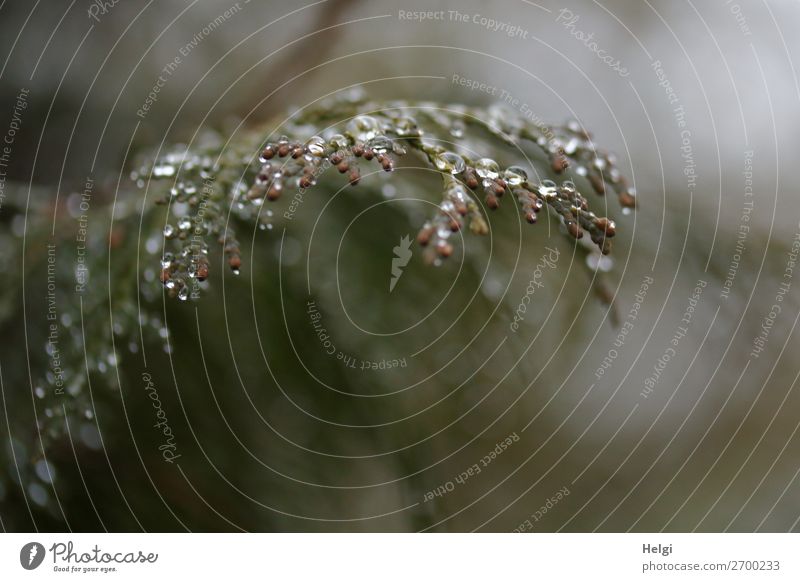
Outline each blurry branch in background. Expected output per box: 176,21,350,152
232,0,363,118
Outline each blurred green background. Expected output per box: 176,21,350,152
1,0,799,532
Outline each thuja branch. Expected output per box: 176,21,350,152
141,91,636,300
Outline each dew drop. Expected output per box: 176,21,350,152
587,253,614,272
153,164,176,178
394,116,421,137
368,135,393,153
502,165,528,186
450,120,465,138
434,152,466,174
328,133,349,150
382,183,396,198
474,158,500,180
80,424,102,450
34,460,56,484
347,115,381,141
28,483,48,507
305,135,326,157
538,180,558,199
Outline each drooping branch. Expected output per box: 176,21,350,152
141,90,636,300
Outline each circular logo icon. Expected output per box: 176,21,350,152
19,542,45,570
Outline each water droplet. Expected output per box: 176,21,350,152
163,224,175,238
450,120,465,138
34,387,45,399
305,135,326,157
502,165,528,186
80,424,102,450
146,236,160,255
434,152,466,174
564,138,579,155
538,180,558,199
28,483,48,506
35,460,56,484
447,184,468,202
328,133,349,150
587,253,614,272
178,286,189,301
368,135,393,153
474,158,500,180
177,216,192,231
153,164,176,177
394,116,421,137
347,115,381,141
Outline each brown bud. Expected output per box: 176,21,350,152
261,146,275,160
363,148,374,161
485,193,499,210
337,161,350,173
267,185,282,200
228,255,241,270
551,155,569,173
589,173,606,195
619,191,636,208
436,242,454,258
196,262,209,281
348,168,360,185
277,144,290,157
352,144,364,157
329,151,344,165
595,217,616,237
566,221,583,239
417,226,434,246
